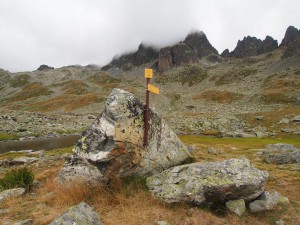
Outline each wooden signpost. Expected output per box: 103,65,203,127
144,68,159,146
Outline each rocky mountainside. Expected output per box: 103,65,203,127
0,26,299,139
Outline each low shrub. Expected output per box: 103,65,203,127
0,167,34,191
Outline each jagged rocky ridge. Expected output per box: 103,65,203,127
102,26,300,72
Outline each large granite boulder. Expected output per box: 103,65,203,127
258,143,300,164
280,25,300,46
49,202,104,225
183,31,218,58
146,158,268,204
58,89,190,184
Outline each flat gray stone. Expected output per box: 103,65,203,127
147,158,268,204
49,202,104,225
225,199,246,216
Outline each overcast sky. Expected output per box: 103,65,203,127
0,0,299,72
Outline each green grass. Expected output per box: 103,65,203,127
0,167,34,191
44,146,73,156
0,133,19,141
179,135,300,149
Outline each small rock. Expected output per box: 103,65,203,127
249,191,289,213
275,219,285,225
225,199,246,216
255,116,264,121
156,221,169,225
291,115,300,122
0,188,26,203
12,219,33,225
208,147,218,155
49,202,103,225
278,118,289,124
0,208,10,215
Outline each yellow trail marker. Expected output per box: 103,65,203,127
148,84,159,94
144,68,153,78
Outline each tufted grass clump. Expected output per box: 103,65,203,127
0,167,34,192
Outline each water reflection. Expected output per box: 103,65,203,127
0,135,80,153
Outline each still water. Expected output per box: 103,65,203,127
0,135,80,153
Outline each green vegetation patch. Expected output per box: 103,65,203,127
9,74,30,88
86,72,121,85
0,133,19,141
0,167,34,191
215,68,258,86
156,64,208,86
9,82,52,101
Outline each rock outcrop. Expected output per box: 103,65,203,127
282,38,300,58
257,36,278,55
49,202,104,225
102,43,159,71
171,43,198,67
183,31,218,58
158,46,173,73
158,43,198,73
37,64,54,71
221,49,230,57
280,25,300,46
146,158,268,204
58,89,190,184
231,36,263,58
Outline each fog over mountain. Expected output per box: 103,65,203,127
0,0,299,72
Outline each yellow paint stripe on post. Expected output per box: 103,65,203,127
148,84,159,94
145,68,153,78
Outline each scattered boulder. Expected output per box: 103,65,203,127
225,199,246,216
208,147,218,155
280,25,300,46
183,31,218,58
0,157,38,167
146,158,268,204
49,202,104,225
259,143,300,164
58,89,190,184
0,188,25,203
275,219,285,225
291,115,300,122
249,191,289,213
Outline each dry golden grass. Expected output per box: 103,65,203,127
1,136,299,225
193,90,244,103
262,77,300,104
28,93,103,112
9,82,52,102
238,106,300,138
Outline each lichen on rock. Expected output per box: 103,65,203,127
146,158,268,204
